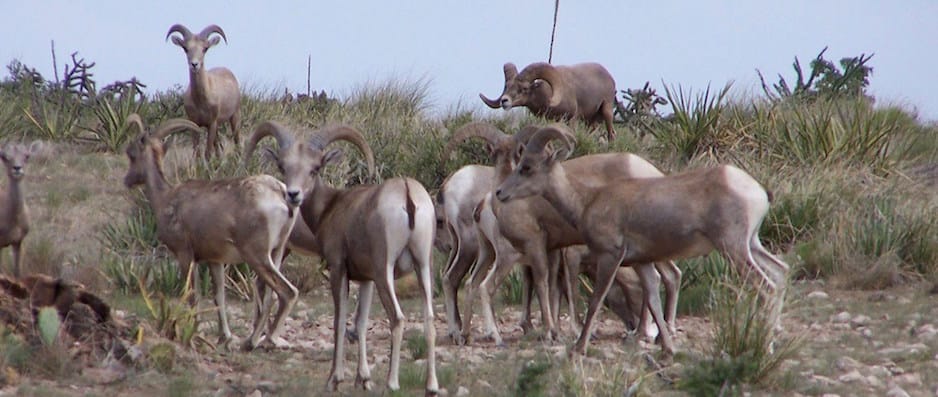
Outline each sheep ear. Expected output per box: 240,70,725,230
207,37,221,47
323,148,345,167
263,147,278,163
28,141,43,156
171,36,186,48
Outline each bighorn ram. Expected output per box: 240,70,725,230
1,142,41,277
447,122,681,343
166,24,241,159
122,114,298,350
480,62,618,141
494,125,790,355
246,122,438,395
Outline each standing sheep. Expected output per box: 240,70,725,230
166,24,241,159
0,142,41,277
480,62,618,141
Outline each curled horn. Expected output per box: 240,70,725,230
479,62,519,108
512,125,543,144
125,113,146,135
310,125,376,177
197,24,228,43
245,121,295,161
526,124,575,160
521,62,564,107
443,122,509,160
152,118,203,141
165,24,193,41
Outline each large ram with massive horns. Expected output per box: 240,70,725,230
480,62,618,141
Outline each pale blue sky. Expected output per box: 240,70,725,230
3,1,936,120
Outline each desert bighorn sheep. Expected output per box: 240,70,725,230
480,62,618,141
122,114,298,350
447,122,682,344
166,24,241,159
246,122,438,395
494,125,790,356
436,164,494,343
1,142,41,278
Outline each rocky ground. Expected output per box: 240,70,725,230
1,280,936,396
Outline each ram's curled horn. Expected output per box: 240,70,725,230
526,124,575,159
522,63,564,107
479,93,501,109
152,118,203,140
165,24,193,41
125,114,146,135
245,121,296,160
444,122,509,160
309,125,376,177
511,125,543,144
503,62,519,81
197,24,228,43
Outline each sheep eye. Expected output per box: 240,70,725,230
520,165,531,175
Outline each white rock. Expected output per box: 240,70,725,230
807,290,829,299
837,369,865,384
866,375,884,388
455,386,470,397
830,311,852,323
885,385,910,397
821,394,841,397
850,315,872,327
835,356,860,371
894,372,922,386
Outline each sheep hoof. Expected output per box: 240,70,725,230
266,335,292,349
346,328,359,343
354,375,372,390
447,330,465,345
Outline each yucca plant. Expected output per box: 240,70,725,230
78,79,147,152
657,82,732,162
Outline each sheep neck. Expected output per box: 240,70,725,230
301,177,341,233
188,69,211,106
541,164,588,231
141,155,171,214
2,175,25,225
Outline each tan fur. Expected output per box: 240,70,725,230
495,125,790,356
123,115,298,350
0,142,41,277
166,24,241,159
480,62,618,141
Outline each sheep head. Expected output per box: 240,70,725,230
122,114,201,188
166,24,228,73
246,122,375,206
495,124,575,202
480,62,564,111
1,141,42,181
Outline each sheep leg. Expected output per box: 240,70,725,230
601,100,617,141
526,247,556,342
572,251,622,355
209,263,233,344
206,120,220,159
229,109,241,148
374,269,405,391
413,243,440,395
477,246,520,346
11,242,22,278
460,235,494,344
655,261,682,334
353,281,374,390
347,281,373,343
258,260,298,348
520,266,535,334
443,234,475,344
635,263,673,355
326,268,350,391
548,250,563,335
